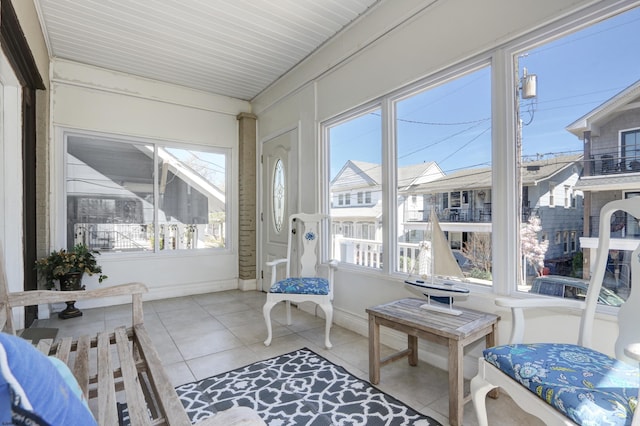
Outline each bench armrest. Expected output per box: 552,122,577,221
7,282,148,307
7,283,148,326
495,296,584,344
624,343,640,362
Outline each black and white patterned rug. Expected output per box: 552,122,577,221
174,347,441,426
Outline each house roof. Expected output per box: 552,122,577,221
407,154,582,193
331,160,441,190
398,162,444,189
566,79,640,138
350,161,382,184
575,174,640,191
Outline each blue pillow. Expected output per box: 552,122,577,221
0,332,97,425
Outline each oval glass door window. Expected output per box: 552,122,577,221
272,159,286,232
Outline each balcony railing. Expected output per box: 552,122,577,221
406,207,492,223
73,223,200,251
406,206,535,223
587,216,640,239
584,151,640,176
333,236,446,274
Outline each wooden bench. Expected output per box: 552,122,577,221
0,253,264,425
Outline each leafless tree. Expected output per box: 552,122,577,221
462,232,492,275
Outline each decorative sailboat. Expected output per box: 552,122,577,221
405,208,469,315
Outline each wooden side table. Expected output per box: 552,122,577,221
366,297,499,426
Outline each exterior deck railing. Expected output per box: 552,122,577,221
587,216,640,239
73,223,200,251
584,151,640,176
332,236,424,272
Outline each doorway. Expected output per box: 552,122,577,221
260,128,299,291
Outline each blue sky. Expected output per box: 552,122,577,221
330,6,640,180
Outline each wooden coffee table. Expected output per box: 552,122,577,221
366,298,499,426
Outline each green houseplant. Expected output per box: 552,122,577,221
35,244,108,319
35,243,108,290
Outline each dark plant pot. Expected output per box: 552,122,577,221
58,272,84,319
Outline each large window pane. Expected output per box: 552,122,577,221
158,147,227,250
328,108,382,269
396,66,492,284
517,6,640,302
66,134,227,252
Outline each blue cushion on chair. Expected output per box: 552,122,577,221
483,343,639,426
269,277,329,295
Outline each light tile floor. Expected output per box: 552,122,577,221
34,290,544,426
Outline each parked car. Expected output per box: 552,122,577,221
530,275,624,307
452,250,473,273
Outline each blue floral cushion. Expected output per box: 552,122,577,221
483,343,639,426
269,277,329,295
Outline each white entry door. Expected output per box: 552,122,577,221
260,129,298,291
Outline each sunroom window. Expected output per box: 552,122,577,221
65,133,228,252
328,106,382,269
322,3,640,303
394,65,492,281
517,5,640,301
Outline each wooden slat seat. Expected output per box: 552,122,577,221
0,247,265,425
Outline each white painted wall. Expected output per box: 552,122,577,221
0,54,25,328
253,0,623,377
49,59,252,306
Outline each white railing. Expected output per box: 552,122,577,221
333,235,421,272
74,223,200,252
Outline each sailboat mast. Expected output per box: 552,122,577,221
430,208,435,285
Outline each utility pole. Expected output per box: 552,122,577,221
517,64,538,283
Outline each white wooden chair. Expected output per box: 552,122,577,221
471,198,640,426
263,213,337,349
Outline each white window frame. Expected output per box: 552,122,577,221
58,129,231,254
620,127,640,170
319,0,639,297
549,182,556,207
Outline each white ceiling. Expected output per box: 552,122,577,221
34,0,380,101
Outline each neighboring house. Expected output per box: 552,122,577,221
67,140,226,252
567,79,640,293
330,160,443,267
403,154,584,274
330,155,583,275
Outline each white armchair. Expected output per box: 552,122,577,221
471,198,640,426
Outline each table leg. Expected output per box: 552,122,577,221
448,338,464,426
369,314,381,385
408,335,418,366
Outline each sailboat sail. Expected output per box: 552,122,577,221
416,209,465,279
407,208,469,316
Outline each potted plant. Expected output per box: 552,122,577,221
35,243,108,319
